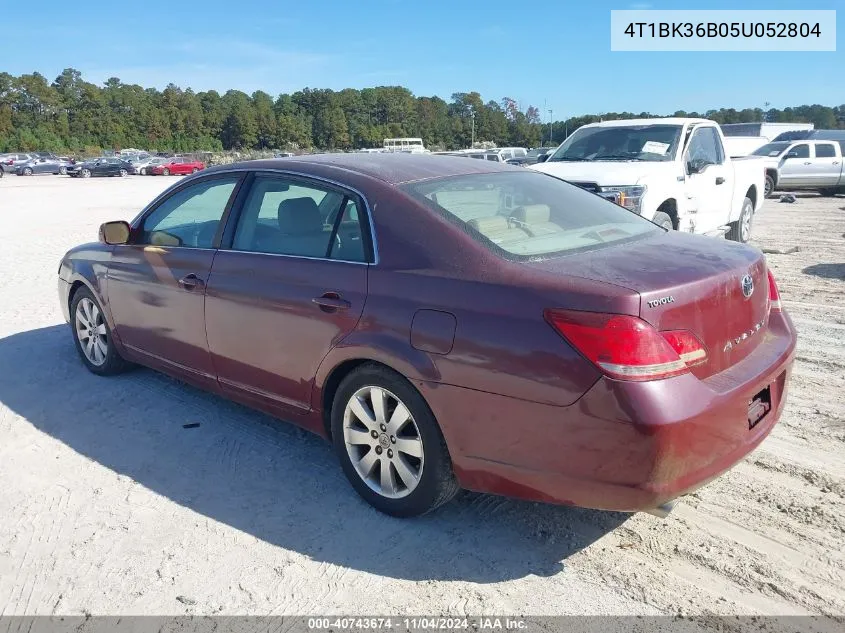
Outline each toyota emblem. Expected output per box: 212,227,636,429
740,274,754,298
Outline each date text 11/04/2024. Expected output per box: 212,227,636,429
623,22,822,38
307,617,528,630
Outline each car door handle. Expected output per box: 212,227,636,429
833,161,840,165
312,292,351,312
715,177,725,185
178,273,205,290
803,161,811,165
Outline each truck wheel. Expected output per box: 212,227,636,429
819,188,839,197
727,197,754,243
652,211,674,231
764,174,775,198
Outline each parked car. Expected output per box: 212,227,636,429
58,154,796,518
507,147,557,166
752,140,845,197
148,157,205,176
531,118,766,243
131,156,163,175
2,153,35,175
67,157,132,178
15,155,74,176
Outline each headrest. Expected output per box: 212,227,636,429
468,216,509,232
514,204,551,223
278,197,322,234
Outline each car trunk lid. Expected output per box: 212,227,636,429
525,231,770,378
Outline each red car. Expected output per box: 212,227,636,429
148,157,205,176
57,155,796,518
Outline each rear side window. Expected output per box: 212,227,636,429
402,171,660,259
232,175,368,262
815,143,836,158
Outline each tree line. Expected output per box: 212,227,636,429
1,68,844,154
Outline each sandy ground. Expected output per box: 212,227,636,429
0,174,842,618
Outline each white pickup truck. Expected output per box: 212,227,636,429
751,139,845,197
530,118,765,243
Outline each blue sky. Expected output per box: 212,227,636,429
3,0,842,119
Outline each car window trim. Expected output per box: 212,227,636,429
216,168,377,265
128,172,247,249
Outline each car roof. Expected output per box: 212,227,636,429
212,153,517,185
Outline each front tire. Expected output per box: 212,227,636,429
819,188,839,197
59,166,67,175
119,168,128,177
764,174,775,198
163,168,170,176
728,197,754,243
81,169,91,178
23,167,33,176
140,167,147,175
652,211,674,231
191,168,198,174
70,288,132,376
331,364,459,517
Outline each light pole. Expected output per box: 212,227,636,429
469,108,476,148
548,109,553,145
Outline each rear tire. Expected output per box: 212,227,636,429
191,168,198,174
59,166,67,175
331,364,459,517
727,197,754,243
119,169,128,177
652,211,673,231
70,287,132,376
819,188,839,197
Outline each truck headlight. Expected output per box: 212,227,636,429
601,185,646,214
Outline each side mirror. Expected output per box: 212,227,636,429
687,159,705,174
99,221,131,245
785,151,799,159
536,153,549,163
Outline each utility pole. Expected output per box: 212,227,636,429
548,109,553,145
470,107,476,148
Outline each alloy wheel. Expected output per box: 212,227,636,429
343,386,424,499
75,297,108,366
741,203,753,242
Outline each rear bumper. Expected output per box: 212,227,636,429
421,310,797,512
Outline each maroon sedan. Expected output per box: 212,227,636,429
57,154,796,518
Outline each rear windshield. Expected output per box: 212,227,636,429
401,171,660,259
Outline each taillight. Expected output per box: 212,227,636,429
767,269,781,312
544,309,707,381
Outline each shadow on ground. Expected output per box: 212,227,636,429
0,325,629,583
802,263,845,280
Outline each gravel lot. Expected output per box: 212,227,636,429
0,174,842,618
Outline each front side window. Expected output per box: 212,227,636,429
138,177,239,248
232,176,368,261
790,144,810,158
815,143,836,158
402,171,660,259
687,127,724,171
